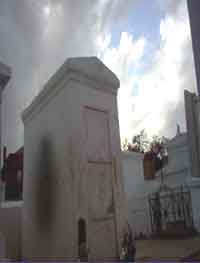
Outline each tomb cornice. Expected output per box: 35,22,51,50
22,57,119,124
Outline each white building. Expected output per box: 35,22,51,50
122,129,200,237
22,57,126,261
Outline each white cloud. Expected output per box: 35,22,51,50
99,0,196,142
132,0,196,139
99,32,146,139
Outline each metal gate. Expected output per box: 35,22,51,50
148,185,194,236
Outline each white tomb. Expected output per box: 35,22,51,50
22,57,126,260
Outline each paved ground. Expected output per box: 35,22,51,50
135,235,200,261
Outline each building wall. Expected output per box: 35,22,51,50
121,152,152,237
23,82,80,259
184,90,200,231
122,152,144,201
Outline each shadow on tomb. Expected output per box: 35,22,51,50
35,136,57,232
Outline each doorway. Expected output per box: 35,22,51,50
78,218,88,261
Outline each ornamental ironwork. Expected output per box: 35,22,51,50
148,185,194,236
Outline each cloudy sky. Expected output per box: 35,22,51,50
0,0,197,153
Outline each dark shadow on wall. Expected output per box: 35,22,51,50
35,136,57,232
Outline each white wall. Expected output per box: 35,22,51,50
121,152,150,237
165,133,190,176
121,152,144,201
122,133,200,236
